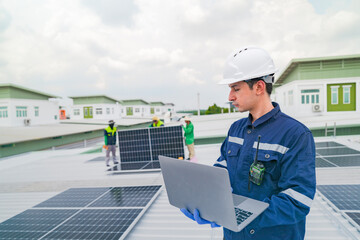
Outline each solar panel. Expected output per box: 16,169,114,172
118,128,151,163
315,142,344,148
0,209,78,239
34,188,110,208
345,212,360,225
0,186,162,240
320,155,360,167
42,209,142,240
89,186,162,207
115,126,184,172
315,157,337,168
317,185,360,210
316,147,360,156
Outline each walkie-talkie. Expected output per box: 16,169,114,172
248,135,265,191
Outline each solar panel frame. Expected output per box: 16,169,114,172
316,147,360,156
315,141,345,148
0,186,162,240
317,185,360,210
115,125,184,172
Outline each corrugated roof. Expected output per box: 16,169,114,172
0,83,59,99
0,117,360,239
275,53,360,85
120,99,149,105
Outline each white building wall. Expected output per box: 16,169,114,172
71,103,122,120
0,98,59,127
275,77,360,118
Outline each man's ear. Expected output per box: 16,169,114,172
256,80,266,95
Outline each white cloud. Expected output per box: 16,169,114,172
178,67,205,85
0,0,359,109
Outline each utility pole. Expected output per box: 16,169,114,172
197,92,200,116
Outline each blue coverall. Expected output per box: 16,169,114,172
214,102,316,240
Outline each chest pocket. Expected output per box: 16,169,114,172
254,149,281,180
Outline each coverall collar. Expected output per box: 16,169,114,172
246,102,280,128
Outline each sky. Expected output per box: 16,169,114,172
0,0,360,110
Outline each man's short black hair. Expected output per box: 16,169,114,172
244,76,273,95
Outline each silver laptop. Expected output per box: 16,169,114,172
159,155,269,232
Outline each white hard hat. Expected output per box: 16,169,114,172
184,116,191,121
218,46,278,85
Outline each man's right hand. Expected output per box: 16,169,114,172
180,208,220,228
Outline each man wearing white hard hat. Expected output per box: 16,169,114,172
181,47,316,240
182,116,195,160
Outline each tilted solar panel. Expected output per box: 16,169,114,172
0,186,162,240
115,125,184,172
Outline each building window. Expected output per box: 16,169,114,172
156,108,160,112
34,106,39,117
106,108,110,114
16,106,27,117
74,109,80,116
95,108,103,115
301,89,319,105
0,106,8,118
283,92,286,106
343,85,351,104
331,86,339,104
121,109,124,113
288,90,293,106
126,107,133,116
151,108,155,114
135,108,140,113
112,108,114,114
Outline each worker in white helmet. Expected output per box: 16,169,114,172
181,47,316,240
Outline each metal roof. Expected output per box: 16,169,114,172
275,54,360,85
69,95,120,103
0,83,59,99
0,116,360,239
120,99,150,105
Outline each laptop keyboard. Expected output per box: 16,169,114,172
234,208,253,225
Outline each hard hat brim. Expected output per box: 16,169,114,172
218,70,278,85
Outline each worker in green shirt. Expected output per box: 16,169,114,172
182,116,195,160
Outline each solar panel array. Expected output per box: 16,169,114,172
317,184,360,229
0,186,162,240
113,125,184,172
315,141,360,168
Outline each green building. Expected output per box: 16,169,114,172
0,83,59,127
274,54,360,117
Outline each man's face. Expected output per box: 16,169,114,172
228,81,257,113
153,120,158,124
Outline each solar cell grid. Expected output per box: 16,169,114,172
42,209,142,240
116,126,184,172
316,147,360,156
320,155,360,167
345,212,360,226
317,185,360,210
90,186,161,207
35,188,110,208
315,157,337,168
0,209,77,240
0,186,162,240
315,142,344,148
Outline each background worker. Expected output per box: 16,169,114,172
104,120,119,167
182,116,195,160
181,46,316,240
149,116,164,127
